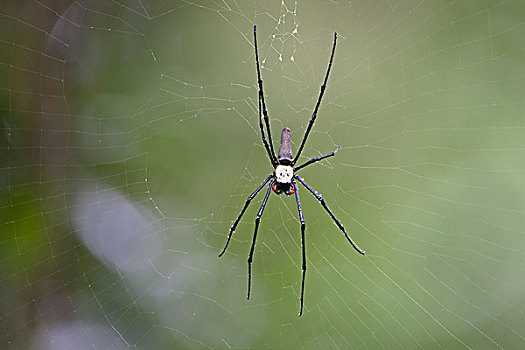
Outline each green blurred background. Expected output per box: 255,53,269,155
2,0,525,349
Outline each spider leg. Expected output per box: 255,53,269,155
254,25,278,166
294,146,341,172
247,180,274,300
293,32,337,165
292,180,307,316
294,175,365,255
258,96,277,166
219,174,274,257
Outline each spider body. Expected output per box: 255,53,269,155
219,25,365,316
273,127,295,195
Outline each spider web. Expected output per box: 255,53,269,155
2,0,525,348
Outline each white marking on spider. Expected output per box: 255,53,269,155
275,165,293,183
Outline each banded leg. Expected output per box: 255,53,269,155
247,180,274,299
294,146,341,172
219,174,274,257
293,32,338,165
254,25,278,166
292,180,307,316
295,175,365,255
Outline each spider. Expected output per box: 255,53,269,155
219,25,365,316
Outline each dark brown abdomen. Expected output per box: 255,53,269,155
278,127,293,163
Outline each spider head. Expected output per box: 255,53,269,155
272,182,295,196
273,165,295,195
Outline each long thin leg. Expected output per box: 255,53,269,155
294,175,365,255
254,25,278,166
292,180,307,316
258,95,276,166
247,180,273,299
293,32,337,165
219,174,274,257
294,146,341,172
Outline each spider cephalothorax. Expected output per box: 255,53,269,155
272,164,294,195
219,25,365,316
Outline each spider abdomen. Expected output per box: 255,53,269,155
278,127,293,163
